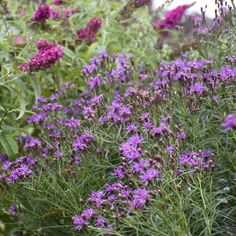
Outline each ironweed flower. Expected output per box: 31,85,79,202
222,113,236,132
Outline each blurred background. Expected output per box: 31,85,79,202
153,0,233,18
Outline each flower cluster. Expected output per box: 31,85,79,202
2,49,235,233
18,39,64,72
152,4,194,31
76,18,102,45
178,150,214,173
32,2,79,22
1,156,35,184
32,4,51,22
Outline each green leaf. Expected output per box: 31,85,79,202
15,92,27,120
0,131,18,160
30,77,41,103
63,47,75,60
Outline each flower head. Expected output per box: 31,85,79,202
19,39,64,72
153,3,194,30
32,4,51,22
222,113,236,132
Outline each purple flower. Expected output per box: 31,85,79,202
83,107,95,119
112,166,126,179
131,159,150,173
131,188,150,208
126,124,137,134
222,113,236,132
125,87,137,97
120,135,144,161
73,216,87,232
72,132,94,152
151,122,171,136
95,216,105,228
120,188,131,198
201,150,213,159
81,208,95,220
7,165,32,184
0,154,7,162
2,160,12,171
142,121,153,131
28,113,47,124
37,96,47,104
88,76,102,90
90,95,103,107
140,168,160,185
220,66,236,81
9,205,17,217
99,116,107,124
178,150,214,172
54,151,64,159
189,83,207,96
23,137,42,151
178,132,186,140
88,191,104,208
165,146,174,155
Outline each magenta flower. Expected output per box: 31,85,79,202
32,4,51,22
152,3,194,30
76,18,102,45
18,39,64,72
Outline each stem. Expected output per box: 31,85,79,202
0,109,8,129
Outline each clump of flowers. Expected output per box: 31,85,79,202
18,39,64,72
76,18,102,45
152,3,194,31
32,4,51,22
178,150,214,172
2,49,235,234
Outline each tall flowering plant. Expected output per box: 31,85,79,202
1,48,235,234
